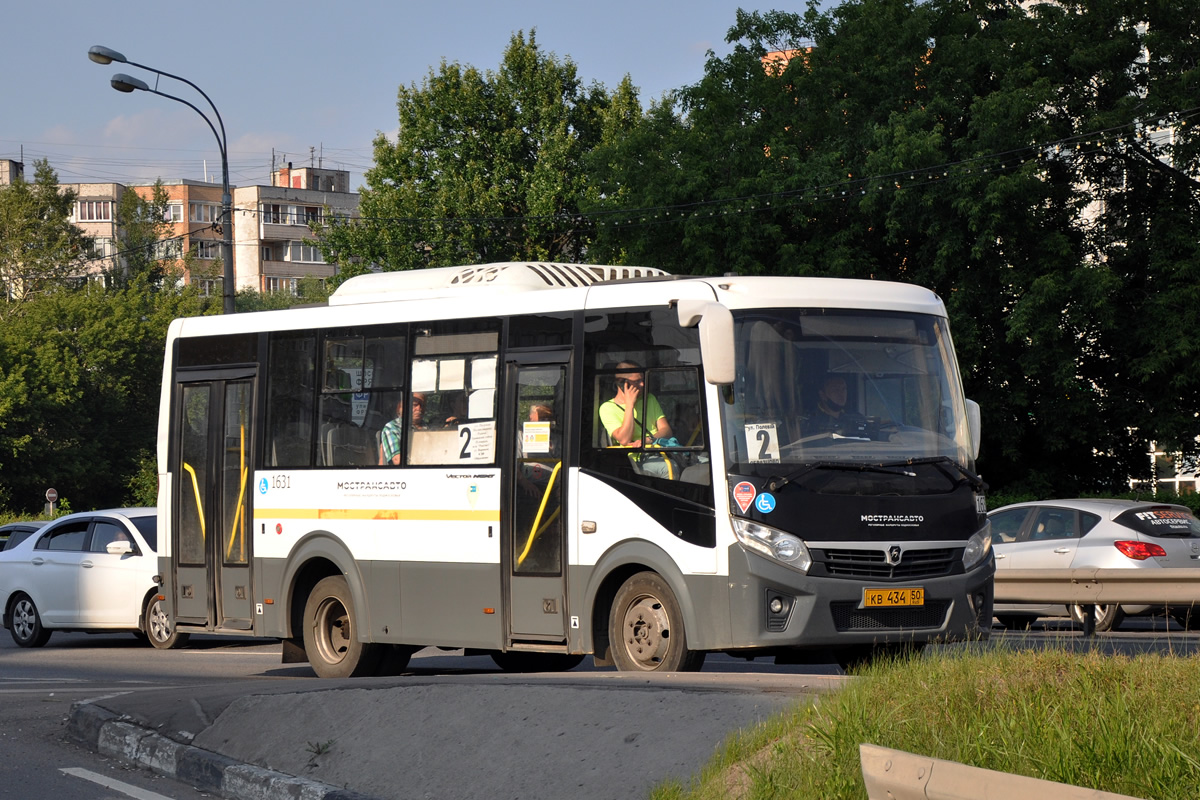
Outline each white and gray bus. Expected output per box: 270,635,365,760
154,262,994,676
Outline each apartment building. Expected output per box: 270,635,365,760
3,157,358,295
67,182,127,278
128,179,226,296
232,165,358,294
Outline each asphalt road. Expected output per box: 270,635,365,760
2,616,1197,800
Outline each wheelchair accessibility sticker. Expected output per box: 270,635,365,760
754,492,776,514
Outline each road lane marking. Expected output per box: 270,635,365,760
60,767,176,800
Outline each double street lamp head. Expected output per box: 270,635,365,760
87,45,127,66
87,43,236,314
110,73,149,94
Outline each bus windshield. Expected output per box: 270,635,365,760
722,309,972,474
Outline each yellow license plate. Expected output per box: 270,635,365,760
863,587,924,607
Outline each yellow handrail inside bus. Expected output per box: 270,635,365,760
181,461,205,540
226,424,248,562
516,461,562,568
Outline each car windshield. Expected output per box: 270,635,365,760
722,309,972,476
128,514,159,551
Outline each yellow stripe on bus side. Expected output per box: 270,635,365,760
255,508,500,522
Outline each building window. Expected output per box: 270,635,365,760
194,240,221,260
189,202,220,223
89,237,116,258
163,204,184,223
266,277,298,294
154,238,183,260
76,200,112,222
262,203,322,225
285,240,324,264
195,278,222,297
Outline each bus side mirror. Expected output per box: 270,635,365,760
965,398,981,460
676,300,735,385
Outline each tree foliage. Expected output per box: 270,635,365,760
0,166,214,513
0,159,90,313
584,0,1200,495
317,30,627,280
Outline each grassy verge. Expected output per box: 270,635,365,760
651,645,1200,800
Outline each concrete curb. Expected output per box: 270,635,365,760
67,700,375,800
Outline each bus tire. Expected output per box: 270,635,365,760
491,651,585,673
145,595,190,650
303,575,382,678
609,571,705,672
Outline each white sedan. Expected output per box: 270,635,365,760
0,508,187,649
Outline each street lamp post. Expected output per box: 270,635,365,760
88,45,235,314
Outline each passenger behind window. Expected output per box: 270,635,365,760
599,362,674,446
379,393,426,465
600,362,679,479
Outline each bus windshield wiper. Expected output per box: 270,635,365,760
879,456,987,492
765,461,917,493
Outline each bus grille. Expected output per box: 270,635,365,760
818,547,961,580
830,600,950,631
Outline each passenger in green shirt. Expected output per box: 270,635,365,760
600,362,673,447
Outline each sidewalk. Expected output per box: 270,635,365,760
67,668,846,800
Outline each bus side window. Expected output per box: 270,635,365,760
581,307,712,499
407,324,500,466
266,332,317,467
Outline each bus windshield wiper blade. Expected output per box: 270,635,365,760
879,456,987,492
765,461,916,493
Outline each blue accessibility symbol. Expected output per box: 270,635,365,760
258,477,269,495
754,492,776,513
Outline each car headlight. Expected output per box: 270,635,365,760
962,524,993,571
732,518,812,572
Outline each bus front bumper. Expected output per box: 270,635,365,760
717,544,994,653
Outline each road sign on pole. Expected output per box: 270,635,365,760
45,488,58,504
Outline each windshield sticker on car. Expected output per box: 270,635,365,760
1133,509,1196,532
745,423,780,463
733,481,756,513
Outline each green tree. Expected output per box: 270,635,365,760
0,159,90,313
587,0,1200,495
317,30,620,279
110,180,174,289
0,267,207,514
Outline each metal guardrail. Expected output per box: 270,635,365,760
860,743,1145,800
993,568,1200,634
993,568,1200,606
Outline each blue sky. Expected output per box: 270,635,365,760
3,1,827,192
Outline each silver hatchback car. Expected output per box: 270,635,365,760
990,499,1200,631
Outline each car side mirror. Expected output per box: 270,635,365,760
106,541,133,555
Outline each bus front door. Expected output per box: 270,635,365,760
505,359,569,642
171,372,256,632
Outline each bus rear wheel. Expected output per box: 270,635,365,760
303,575,382,678
609,572,705,672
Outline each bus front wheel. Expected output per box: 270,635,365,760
303,575,382,678
609,572,705,672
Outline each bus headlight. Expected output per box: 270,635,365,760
732,519,812,572
961,525,993,571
